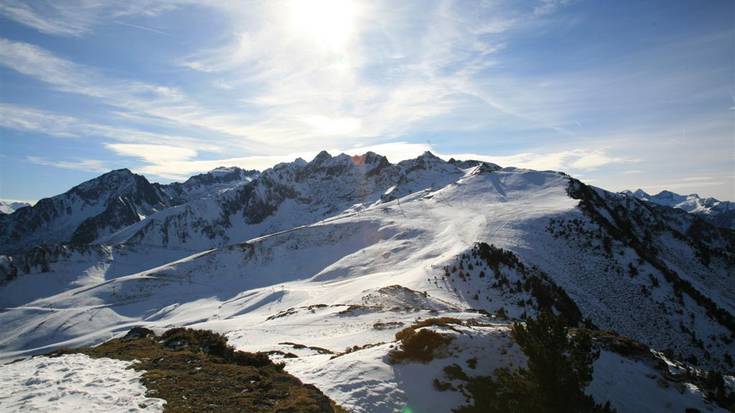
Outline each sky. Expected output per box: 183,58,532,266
0,0,733,202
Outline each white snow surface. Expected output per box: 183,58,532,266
588,351,726,413
0,353,165,412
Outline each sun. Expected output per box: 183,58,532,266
286,0,360,52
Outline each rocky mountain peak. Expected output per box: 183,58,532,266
311,150,333,165
632,188,650,198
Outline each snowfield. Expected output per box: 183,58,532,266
588,351,726,413
0,354,165,412
0,152,733,412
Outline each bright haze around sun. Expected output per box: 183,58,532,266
0,0,733,202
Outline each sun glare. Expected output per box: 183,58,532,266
286,0,359,51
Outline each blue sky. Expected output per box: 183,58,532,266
0,0,733,202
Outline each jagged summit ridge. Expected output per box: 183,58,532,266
98,151,474,250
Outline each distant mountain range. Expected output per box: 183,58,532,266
0,200,30,215
0,152,733,412
623,189,735,230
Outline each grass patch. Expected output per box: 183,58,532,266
330,342,386,360
388,329,453,364
387,318,461,364
586,329,650,358
372,321,404,330
279,342,334,355
396,317,464,337
54,327,346,413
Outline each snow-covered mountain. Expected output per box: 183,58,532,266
0,167,257,254
0,169,170,254
97,151,481,252
624,188,735,229
0,200,31,214
1,152,733,412
160,166,259,204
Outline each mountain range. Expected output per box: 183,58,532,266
623,188,735,230
0,151,733,412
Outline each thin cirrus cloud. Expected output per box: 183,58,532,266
0,38,186,111
0,2,524,151
446,149,632,172
0,103,221,152
0,32,467,152
26,156,107,173
0,38,252,153
105,142,307,180
0,0,183,37
0,1,99,36
176,0,523,143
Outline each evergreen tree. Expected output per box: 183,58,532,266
456,311,614,413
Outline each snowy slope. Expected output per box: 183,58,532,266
0,153,733,412
0,353,165,412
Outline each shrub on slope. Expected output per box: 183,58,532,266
388,317,462,364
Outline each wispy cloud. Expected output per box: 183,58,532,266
0,1,577,153
0,103,219,151
26,156,107,173
0,0,182,36
111,20,172,36
175,0,536,145
0,1,93,36
534,0,574,17
441,148,632,172
0,38,184,104
105,143,305,180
